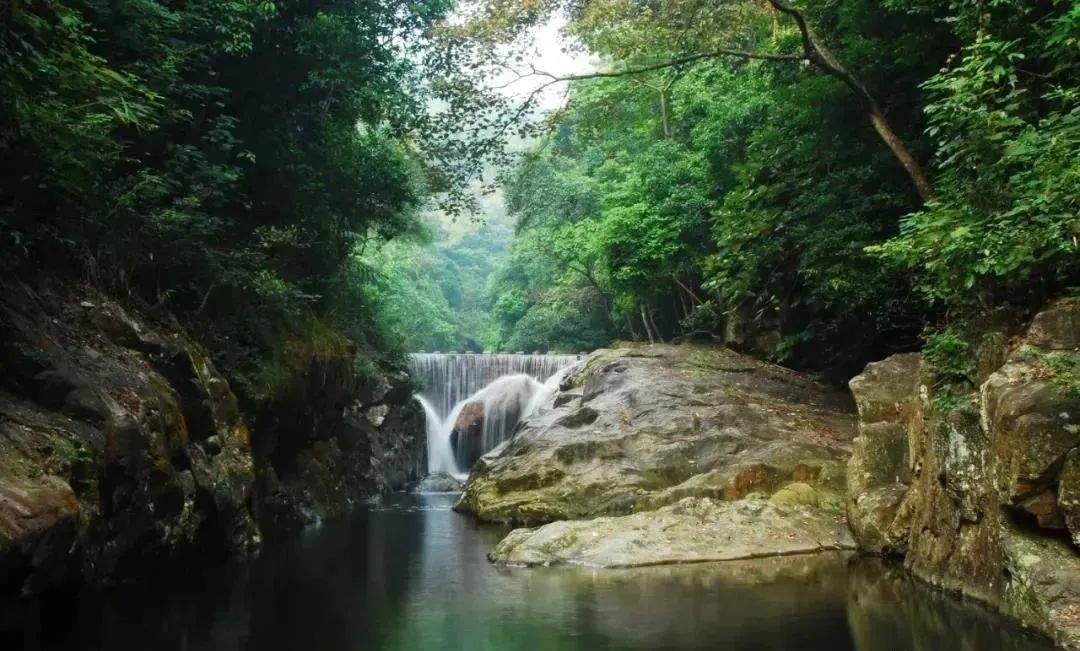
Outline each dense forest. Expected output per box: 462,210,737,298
465,0,1079,381
1,0,458,410
3,0,1078,390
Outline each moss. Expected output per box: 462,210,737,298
770,482,820,507
1025,347,1080,398
52,435,97,496
254,316,354,402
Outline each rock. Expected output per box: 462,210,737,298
1059,450,1080,547
1,283,427,595
457,344,856,524
365,404,390,427
255,351,425,535
848,353,921,427
845,353,921,552
1026,302,1080,350
0,284,259,595
488,496,854,568
450,400,485,470
846,484,910,555
982,349,1080,528
845,300,1080,646
415,472,464,493
1001,529,1080,650
770,482,820,507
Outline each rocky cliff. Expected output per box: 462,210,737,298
0,282,423,597
253,351,425,534
846,300,1080,648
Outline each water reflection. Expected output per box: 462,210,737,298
847,559,1046,651
11,493,1052,651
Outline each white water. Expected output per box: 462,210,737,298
414,395,459,478
408,353,580,476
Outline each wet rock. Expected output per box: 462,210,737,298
457,344,856,524
365,404,390,427
1001,529,1080,650
488,496,854,568
450,401,484,470
415,472,463,493
259,365,426,534
1,283,427,595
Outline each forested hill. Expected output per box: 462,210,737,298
1,0,452,403
2,0,1079,382
439,0,1079,382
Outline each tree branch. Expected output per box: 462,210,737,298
529,48,804,86
766,0,936,201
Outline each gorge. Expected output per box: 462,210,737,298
3,0,1079,649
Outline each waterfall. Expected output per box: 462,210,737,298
408,353,580,476
414,395,458,479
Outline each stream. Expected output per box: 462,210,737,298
21,492,1053,651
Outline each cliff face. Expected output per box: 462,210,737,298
846,301,1080,648
253,355,425,533
0,282,423,597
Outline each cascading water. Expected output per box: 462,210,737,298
414,395,458,478
408,353,580,477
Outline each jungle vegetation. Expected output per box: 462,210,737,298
2,0,1077,386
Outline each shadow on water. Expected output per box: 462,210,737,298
9,493,1054,651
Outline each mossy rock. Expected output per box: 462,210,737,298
459,343,855,525
770,482,820,507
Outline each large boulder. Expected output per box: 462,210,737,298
450,400,485,470
489,496,854,568
456,344,856,525
414,472,463,493
846,300,1080,648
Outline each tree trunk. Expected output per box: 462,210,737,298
767,0,936,202
640,304,655,344
868,107,936,202
648,307,664,343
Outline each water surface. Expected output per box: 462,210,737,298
22,493,1054,651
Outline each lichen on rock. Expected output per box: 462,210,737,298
844,300,1080,648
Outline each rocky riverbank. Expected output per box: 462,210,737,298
0,282,424,597
845,300,1080,649
461,303,1080,648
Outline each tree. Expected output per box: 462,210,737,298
445,0,936,201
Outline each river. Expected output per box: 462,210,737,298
22,493,1053,651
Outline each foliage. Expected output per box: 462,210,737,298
1027,348,1080,399
922,329,975,384
468,0,1077,380
1,0,451,403
365,207,512,352
871,1,1080,312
